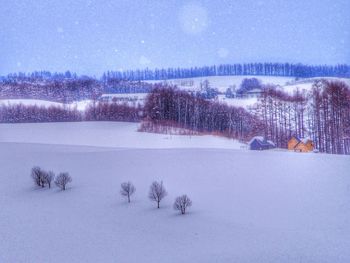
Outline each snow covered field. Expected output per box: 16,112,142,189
1,122,350,263
0,122,244,149
0,99,92,111
147,75,296,92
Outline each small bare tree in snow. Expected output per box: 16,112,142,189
148,181,167,208
173,195,192,214
43,171,55,189
120,181,136,203
54,172,72,190
31,166,44,187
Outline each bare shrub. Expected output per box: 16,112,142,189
138,121,200,135
43,171,55,188
31,166,44,187
173,195,192,214
54,172,72,190
120,181,136,203
148,181,167,208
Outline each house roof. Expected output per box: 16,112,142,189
249,136,275,147
246,88,263,94
291,136,312,144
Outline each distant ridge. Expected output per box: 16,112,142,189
102,63,350,81
2,63,350,82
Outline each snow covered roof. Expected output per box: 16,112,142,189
248,136,264,145
293,136,312,144
301,138,312,144
267,140,276,147
249,136,275,147
246,88,263,93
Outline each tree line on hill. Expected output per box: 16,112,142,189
2,62,349,85
0,102,142,123
0,78,102,103
0,76,157,102
102,63,350,81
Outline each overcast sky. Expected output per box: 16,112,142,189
1,0,349,76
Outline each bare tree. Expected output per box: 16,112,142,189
148,181,167,208
54,172,72,190
120,181,136,203
43,171,55,189
173,195,192,214
31,166,43,187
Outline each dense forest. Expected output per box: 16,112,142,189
143,87,261,140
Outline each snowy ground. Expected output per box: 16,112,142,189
0,99,92,111
0,121,349,263
217,95,258,108
282,77,350,94
0,122,244,149
147,75,296,92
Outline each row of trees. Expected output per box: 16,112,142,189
102,78,155,94
308,81,350,154
85,102,143,122
144,87,261,140
0,78,102,103
120,181,192,214
0,104,82,123
3,64,349,84
1,71,80,83
0,102,141,123
253,80,350,154
31,166,72,190
102,63,350,81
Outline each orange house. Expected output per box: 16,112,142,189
288,136,314,152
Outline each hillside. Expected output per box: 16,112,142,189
0,122,349,263
0,122,244,149
2,76,349,110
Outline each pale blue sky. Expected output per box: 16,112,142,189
1,0,349,76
